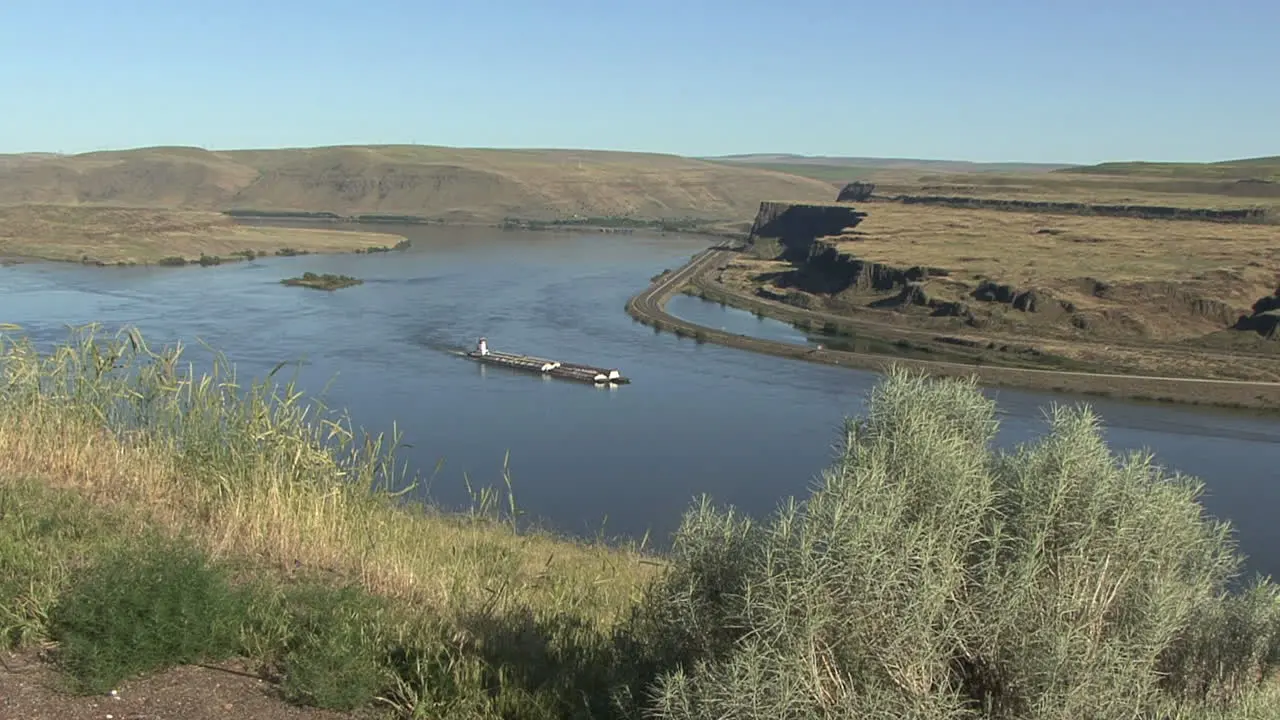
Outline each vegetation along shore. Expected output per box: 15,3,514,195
0,205,411,266
281,272,365,291
1,324,1279,718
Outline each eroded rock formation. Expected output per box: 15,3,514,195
748,202,867,258
1234,289,1280,338
836,182,876,202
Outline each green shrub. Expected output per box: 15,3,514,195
47,539,248,693
628,369,1280,720
0,481,124,649
276,584,388,711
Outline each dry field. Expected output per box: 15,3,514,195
836,202,1278,292
0,205,403,264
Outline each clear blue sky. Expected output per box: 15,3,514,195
1,0,1276,164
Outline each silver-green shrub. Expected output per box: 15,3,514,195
635,369,1280,720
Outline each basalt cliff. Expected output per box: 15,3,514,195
741,201,1279,345
747,202,868,259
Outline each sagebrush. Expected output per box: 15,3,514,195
626,369,1280,720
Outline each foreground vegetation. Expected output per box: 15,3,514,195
2,325,1279,718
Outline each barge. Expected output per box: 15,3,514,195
464,338,631,385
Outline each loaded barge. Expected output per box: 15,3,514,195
464,338,631,385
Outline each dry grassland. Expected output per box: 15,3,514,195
835,202,1279,293
0,205,403,264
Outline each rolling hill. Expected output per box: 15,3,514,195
0,145,839,225
708,153,1077,177
1056,156,1280,182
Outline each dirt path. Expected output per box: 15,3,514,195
625,246,1280,410
0,652,374,720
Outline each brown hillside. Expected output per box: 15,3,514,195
0,145,836,223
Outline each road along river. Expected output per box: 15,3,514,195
3,223,1279,577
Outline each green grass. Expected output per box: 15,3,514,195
0,479,128,648
47,537,248,694
1,326,1279,718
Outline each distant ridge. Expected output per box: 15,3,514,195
0,144,839,224
1058,156,1280,182
706,153,1077,174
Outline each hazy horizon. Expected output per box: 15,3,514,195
1,142,1276,169
2,0,1277,164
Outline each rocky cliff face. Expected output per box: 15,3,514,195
747,202,868,258
836,182,876,202
1235,289,1280,338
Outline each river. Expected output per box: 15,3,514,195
3,223,1279,577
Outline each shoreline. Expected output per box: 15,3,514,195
0,235,412,268
229,209,747,241
0,208,742,268
626,246,1280,412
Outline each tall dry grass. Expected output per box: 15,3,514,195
0,323,652,629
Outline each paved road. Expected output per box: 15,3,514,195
625,246,1280,409
627,245,732,321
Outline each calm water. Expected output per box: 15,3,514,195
3,224,1279,576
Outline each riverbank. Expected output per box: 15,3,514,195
234,208,751,244
0,205,410,266
627,246,1280,410
3,325,1279,719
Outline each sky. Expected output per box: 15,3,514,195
1,0,1276,164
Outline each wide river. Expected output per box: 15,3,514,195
3,224,1279,576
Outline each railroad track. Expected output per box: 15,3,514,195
624,245,1280,410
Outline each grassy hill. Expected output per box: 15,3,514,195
0,145,838,225
1057,156,1280,182
708,154,1076,183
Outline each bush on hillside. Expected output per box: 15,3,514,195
625,369,1280,720
47,539,248,693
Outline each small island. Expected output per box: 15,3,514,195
280,272,363,291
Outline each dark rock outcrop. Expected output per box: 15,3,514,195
789,238,950,295
1234,289,1280,338
887,195,1270,224
972,281,1059,314
748,202,868,258
1254,292,1280,315
871,280,974,320
836,182,876,203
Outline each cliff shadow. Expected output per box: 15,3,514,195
748,203,868,261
